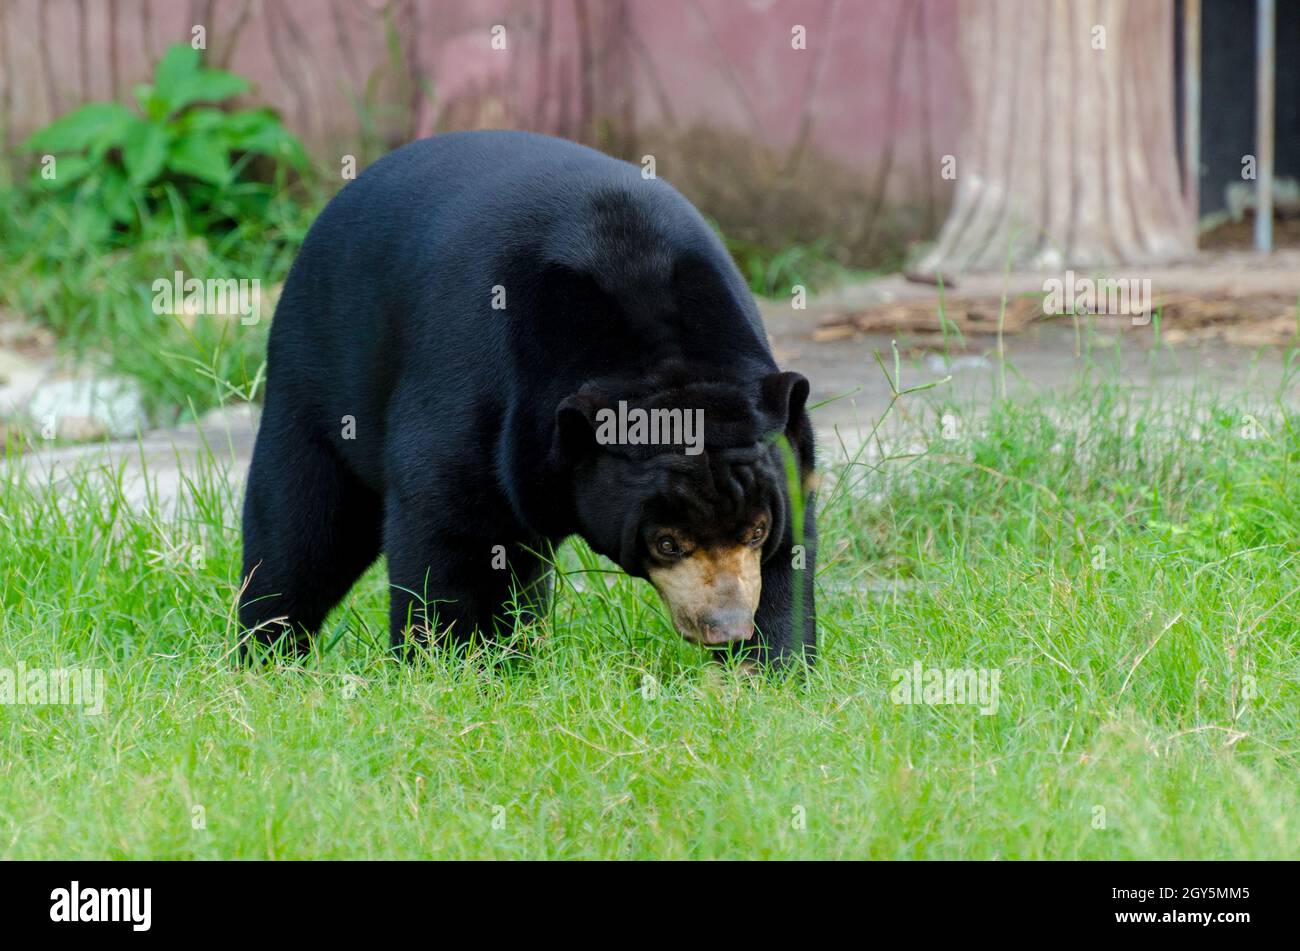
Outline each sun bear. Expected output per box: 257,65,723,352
238,131,816,667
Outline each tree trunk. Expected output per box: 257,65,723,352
915,0,1192,277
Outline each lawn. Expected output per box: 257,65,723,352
2,358,1297,860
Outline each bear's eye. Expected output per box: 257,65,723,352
747,521,768,546
655,535,682,558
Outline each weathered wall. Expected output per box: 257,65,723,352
0,0,963,265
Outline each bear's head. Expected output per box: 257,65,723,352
554,366,811,647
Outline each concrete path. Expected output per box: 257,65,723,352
6,254,1298,514
3,404,257,514
762,250,1300,442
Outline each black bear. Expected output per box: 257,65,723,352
239,130,816,667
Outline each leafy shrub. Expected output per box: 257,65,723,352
21,43,309,245
3,44,319,421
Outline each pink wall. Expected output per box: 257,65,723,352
1,0,964,261
625,0,961,178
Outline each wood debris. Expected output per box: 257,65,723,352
813,291,1298,347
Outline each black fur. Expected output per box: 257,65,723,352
238,130,816,666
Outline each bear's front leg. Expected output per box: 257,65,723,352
382,490,549,657
383,492,492,656
386,548,485,656
751,511,818,668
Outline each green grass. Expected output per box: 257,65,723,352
1,362,1298,859
0,169,318,422
721,231,864,299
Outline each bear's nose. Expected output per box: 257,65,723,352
697,611,755,644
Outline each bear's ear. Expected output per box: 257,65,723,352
555,393,602,460
759,371,810,439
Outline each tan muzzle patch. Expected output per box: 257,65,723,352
648,545,762,645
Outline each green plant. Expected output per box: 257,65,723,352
0,44,321,421
21,43,309,245
719,230,861,298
